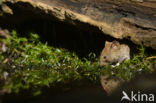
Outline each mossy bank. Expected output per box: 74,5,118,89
0,30,155,96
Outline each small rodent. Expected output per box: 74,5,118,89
100,41,130,67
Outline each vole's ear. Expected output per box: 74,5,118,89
112,41,119,45
111,41,120,49
105,41,111,46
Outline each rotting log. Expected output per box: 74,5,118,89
1,0,156,49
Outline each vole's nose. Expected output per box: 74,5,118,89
99,61,108,68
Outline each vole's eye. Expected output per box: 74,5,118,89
104,56,106,59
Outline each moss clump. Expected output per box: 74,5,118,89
0,31,101,95
0,0,2,5
0,30,155,95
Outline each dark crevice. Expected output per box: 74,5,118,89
116,8,136,17
134,23,156,31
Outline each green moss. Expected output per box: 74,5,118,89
0,31,101,95
0,0,2,5
0,30,155,95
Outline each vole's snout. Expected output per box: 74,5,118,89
100,60,108,67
